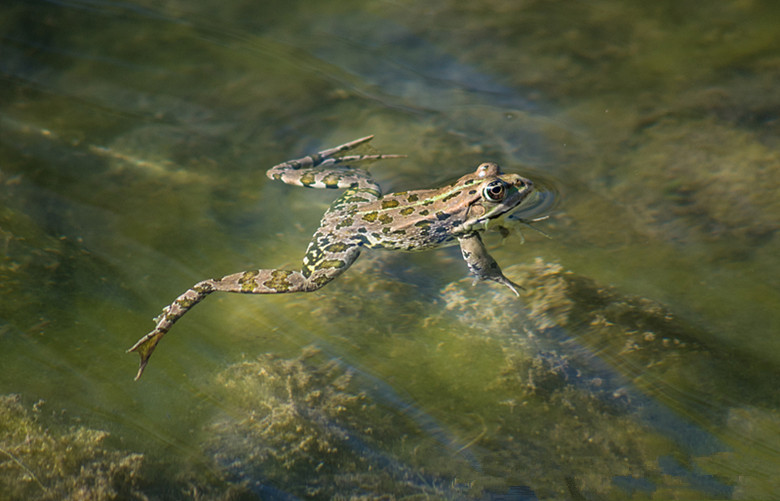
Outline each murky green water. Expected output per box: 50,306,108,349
2,0,779,499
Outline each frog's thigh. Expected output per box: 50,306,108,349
304,245,362,290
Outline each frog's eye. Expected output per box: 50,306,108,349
483,181,506,201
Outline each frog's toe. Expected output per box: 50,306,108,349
127,329,166,380
497,276,523,296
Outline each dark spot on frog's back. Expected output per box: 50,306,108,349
319,259,346,269
381,199,400,209
323,173,341,188
325,242,350,253
407,193,419,202
300,172,316,186
336,217,354,229
378,213,393,224
440,191,461,203
400,207,414,216
362,211,378,222
435,211,451,221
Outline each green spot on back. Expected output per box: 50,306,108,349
440,191,462,203
300,172,316,186
336,217,354,229
381,199,400,209
325,242,350,253
319,259,346,269
323,173,341,188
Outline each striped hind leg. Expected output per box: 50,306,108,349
266,135,404,191
128,251,358,380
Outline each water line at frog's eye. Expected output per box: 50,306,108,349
508,180,560,223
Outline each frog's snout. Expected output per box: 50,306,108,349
510,174,533,190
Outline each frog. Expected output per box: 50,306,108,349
128,135,534,379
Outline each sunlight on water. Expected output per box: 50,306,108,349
1,0,779,498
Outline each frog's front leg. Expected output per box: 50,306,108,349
457,233,522,296
128,243,361,380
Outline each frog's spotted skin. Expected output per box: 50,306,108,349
129,136,534,379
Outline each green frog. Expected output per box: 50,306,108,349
129,136,534,379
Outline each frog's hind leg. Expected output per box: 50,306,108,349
266,135,404,190
128,245,361,380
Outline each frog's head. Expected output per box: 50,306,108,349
458,162,534,232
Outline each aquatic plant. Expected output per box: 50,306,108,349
203,346,471,499
0,394,145,500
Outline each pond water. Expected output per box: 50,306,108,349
2,0,779,499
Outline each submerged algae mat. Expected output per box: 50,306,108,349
5,258,774,499
0,394,145,500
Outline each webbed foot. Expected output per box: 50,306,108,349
127,329,166,380
458,233,523,296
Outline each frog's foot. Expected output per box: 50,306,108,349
481,273,523,296
128,279,217,380
315,135,406,166
266,135,404,189
318,135,378,160
127,329,166,381
513,216,552,242
491,216,551,245
458,233,523,297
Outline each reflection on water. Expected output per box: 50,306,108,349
2,0,779,498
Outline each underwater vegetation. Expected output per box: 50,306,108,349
168,255,774,499
0,394,145,500
1,251,776,499
203,346,476,499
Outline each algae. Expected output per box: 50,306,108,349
696,407,780,499
201,254,752,499
284,253,774,498
203,346,474,499
603,117,780,257
0,394,146,500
